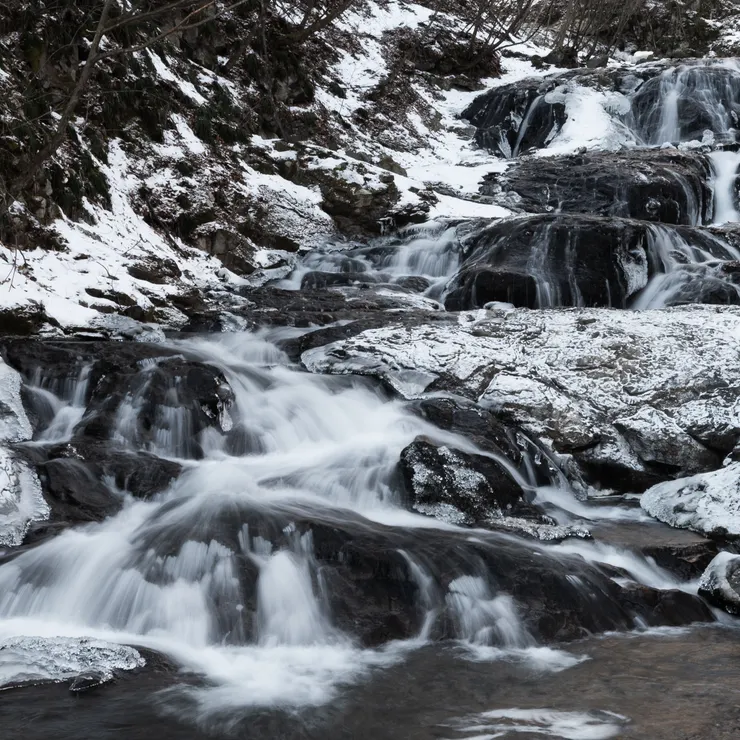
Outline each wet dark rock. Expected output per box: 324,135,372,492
394,276,431,293
463,79,567,157
443,214,737,310
487,149,713,225
408,397,520,461
18,441,182,524
300,271,383,290
592,520,719,579
399,436,534,526
618,583,714,626
241,286,446,330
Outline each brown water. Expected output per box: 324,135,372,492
2,624,739,740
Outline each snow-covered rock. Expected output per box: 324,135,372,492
302,305,740,492
0,360,48,547
641,462,740,537
698,551,740,614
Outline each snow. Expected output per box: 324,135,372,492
641,462,740,537
541,84,636,156
302,305,740,491
147,50,207,106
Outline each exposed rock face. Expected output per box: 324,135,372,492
486,149,713,225
462,79,567,157
698,552,740,614
641,462,740,537
0,340,233,528
399,436,530,523
302,306,740,493
443,215,739,310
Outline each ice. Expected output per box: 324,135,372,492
0,635,144,688
446,707,627,739
0,359,48,548
698,551,740,613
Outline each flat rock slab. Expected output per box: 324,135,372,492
589,520,718,578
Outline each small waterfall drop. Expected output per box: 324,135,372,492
27,365,91,444
633,224,740,308
710,149,740,224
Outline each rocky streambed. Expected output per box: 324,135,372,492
2,55,740,739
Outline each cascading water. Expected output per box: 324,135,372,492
628,61,740,146
279,221,465,301
709,149,740,225
0,330,697,726
26,365,91,445
633,224,740,308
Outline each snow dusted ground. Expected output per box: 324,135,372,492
0,2,565,328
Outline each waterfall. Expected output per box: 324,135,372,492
627,61,740,146
710,149,740,224
632,224,740,308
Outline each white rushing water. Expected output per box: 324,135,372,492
278,220,464,300
710,149,740,225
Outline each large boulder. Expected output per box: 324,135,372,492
302,306,740,493
399,437,530,522
443,215,738,310
641,462,740,538
462,77,567,157
486,149,713,226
